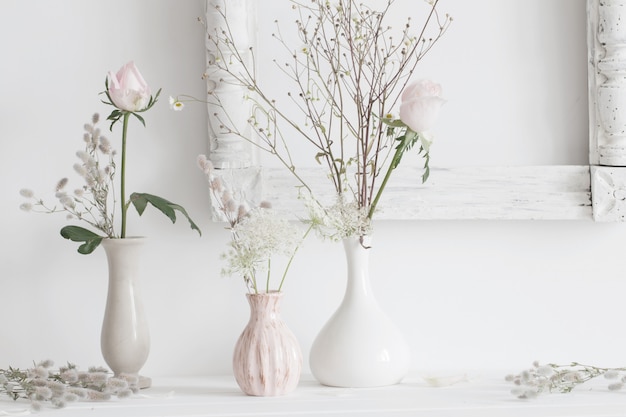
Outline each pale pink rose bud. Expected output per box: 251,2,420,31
107,61,151,112
399,79,445,133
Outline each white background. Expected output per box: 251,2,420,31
2,0,626,380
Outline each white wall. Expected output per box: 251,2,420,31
2,0,626,380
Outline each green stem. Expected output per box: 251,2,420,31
368,129,419,220
277,223,313,292
368,142,404,220
120,113,130,238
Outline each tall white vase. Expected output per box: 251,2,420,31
309,236,410,387
100,237,150,387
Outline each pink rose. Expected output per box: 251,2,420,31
106,61,151,112
399,80,445,133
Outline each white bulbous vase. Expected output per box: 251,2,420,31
100,237,151,388
309,236,410,387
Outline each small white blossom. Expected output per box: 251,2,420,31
169,96,185,111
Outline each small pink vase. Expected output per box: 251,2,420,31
233,291,302,396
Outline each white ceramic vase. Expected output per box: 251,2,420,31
309,236,411,387
233,291,302,396
100,237,150,387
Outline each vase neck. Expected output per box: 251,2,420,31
246,291,283,322
342,237,374,302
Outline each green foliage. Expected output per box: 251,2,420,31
60,226,103,255
129,192,202,236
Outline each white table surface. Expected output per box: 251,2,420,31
1,373,625,416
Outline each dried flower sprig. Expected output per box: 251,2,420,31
20,114,117,238
505,361,626,399
198,155,311,293
196,0,450,239
0,360,138,411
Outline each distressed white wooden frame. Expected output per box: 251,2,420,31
205,0,626,222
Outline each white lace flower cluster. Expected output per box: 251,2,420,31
301,192,372,242
222,207,303,293
198,155,307,293
506,361,626,399
0,360,138,411
20,114,117,237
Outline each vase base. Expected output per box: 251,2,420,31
138,375,152,389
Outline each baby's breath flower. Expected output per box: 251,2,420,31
66,387,88,399
73,163,87,177
55,178,69,192
20,202,33,212
29,366,49,379
86,390,111,401
34,386,53,401
19,189,34,198
51,398,66,408
210,177,222,192
507,362,626,399
98,136,112,154
197,154,214,175
116,389,133,399
58,195,76,209
224,197,237,213
46,380,66,395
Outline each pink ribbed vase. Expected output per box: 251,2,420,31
233,291,302,396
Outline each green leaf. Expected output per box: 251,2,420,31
132,112,146,127
381,118,406,128
421,149,431,183
60,226,104,255
129,192,202,236
314,152,327,165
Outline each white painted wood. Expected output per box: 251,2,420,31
264,166,592,220
204,0,620,222
591,166,626,221
204,0,255,169
588,0,626,166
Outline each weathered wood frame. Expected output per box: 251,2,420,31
205,0,626,222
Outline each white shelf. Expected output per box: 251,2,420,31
1,373,624,416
